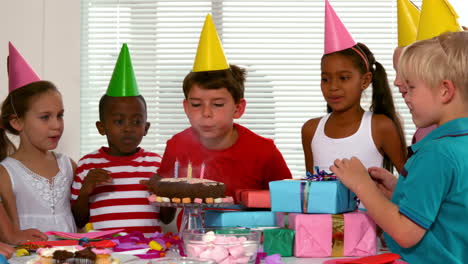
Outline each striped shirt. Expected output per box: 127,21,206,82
71,147,161,233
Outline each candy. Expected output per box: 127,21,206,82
149,240,163,251
15,248,30,257
186,231,259,264
214,198,223,203
194,198,203,204
187,244,207,257
211,245,229,262
147,194,157,202
182,197,191,203
172,198,181,203
161,197,170,202
222,197,234,203
202,231,216,243
228,245,245,258
205,198,214,204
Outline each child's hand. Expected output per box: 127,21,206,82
139,179,150,190
330,157,373,194
15,229,48,244
368,167,397,199
0,242,14,259
81,169,112,196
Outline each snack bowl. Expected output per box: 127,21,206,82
150,256,215,264
183,228,261,264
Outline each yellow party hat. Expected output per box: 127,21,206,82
417,0,461,41
192,14,229,72
398,0,420,47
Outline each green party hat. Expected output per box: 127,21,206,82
106,43,140,97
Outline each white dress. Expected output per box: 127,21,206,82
1,153,77,232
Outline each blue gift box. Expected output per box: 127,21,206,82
269,180,357,214
204,210,277,228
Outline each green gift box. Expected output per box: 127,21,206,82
263,228,295,257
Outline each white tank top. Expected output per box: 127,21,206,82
1,153,77,232
311,111,383,173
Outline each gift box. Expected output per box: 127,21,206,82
277,212,376,257
204,211,276,228
235,189,271,208
263,228,295,257
269,180,357,214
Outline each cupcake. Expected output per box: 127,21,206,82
91,248,113,264
52,250,75,264
73,247,97,263
35,247,56,264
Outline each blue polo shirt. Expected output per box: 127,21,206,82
384,118,468,264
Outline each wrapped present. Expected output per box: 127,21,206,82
263,228,295,257
204,210,276,228
269,179,357,214
277,212,376,257
235,189,271,208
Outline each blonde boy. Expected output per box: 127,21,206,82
331,31,468,264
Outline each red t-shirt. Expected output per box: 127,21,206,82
158,124,292,197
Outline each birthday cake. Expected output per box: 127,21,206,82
147,174,226,203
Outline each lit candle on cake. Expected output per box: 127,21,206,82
187,161,192,179
200,162,205,179
174,159,179,178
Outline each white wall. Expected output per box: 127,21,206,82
0,0,81,161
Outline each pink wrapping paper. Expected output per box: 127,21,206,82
277,211,376,257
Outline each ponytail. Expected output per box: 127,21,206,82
362,45,407,173
0,128,16,162
0,101,18,161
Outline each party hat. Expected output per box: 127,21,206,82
192,14,229,72
8,42,41,93
398,0,420,47
106,43,139,97
416,0,461,41
324,0,356,54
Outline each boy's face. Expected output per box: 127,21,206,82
96,96,149,156
404,78,440,128
183,85,245,146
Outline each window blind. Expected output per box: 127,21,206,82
81,0,419,178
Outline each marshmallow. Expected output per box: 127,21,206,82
228,245,245,258
211,245,229,262
235,256,250,264
187,244,207,257
202,231,217,243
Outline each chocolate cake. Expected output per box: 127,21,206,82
148,174,226,200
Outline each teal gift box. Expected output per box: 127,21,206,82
269,180,357,214
204,211,277,228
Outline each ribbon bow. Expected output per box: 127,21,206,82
305,166,337,181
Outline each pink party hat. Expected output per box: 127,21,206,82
8,42,41,92
324,0,357,54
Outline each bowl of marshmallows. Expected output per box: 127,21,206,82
183,228,261,264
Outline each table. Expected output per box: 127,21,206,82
8,253,347,264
